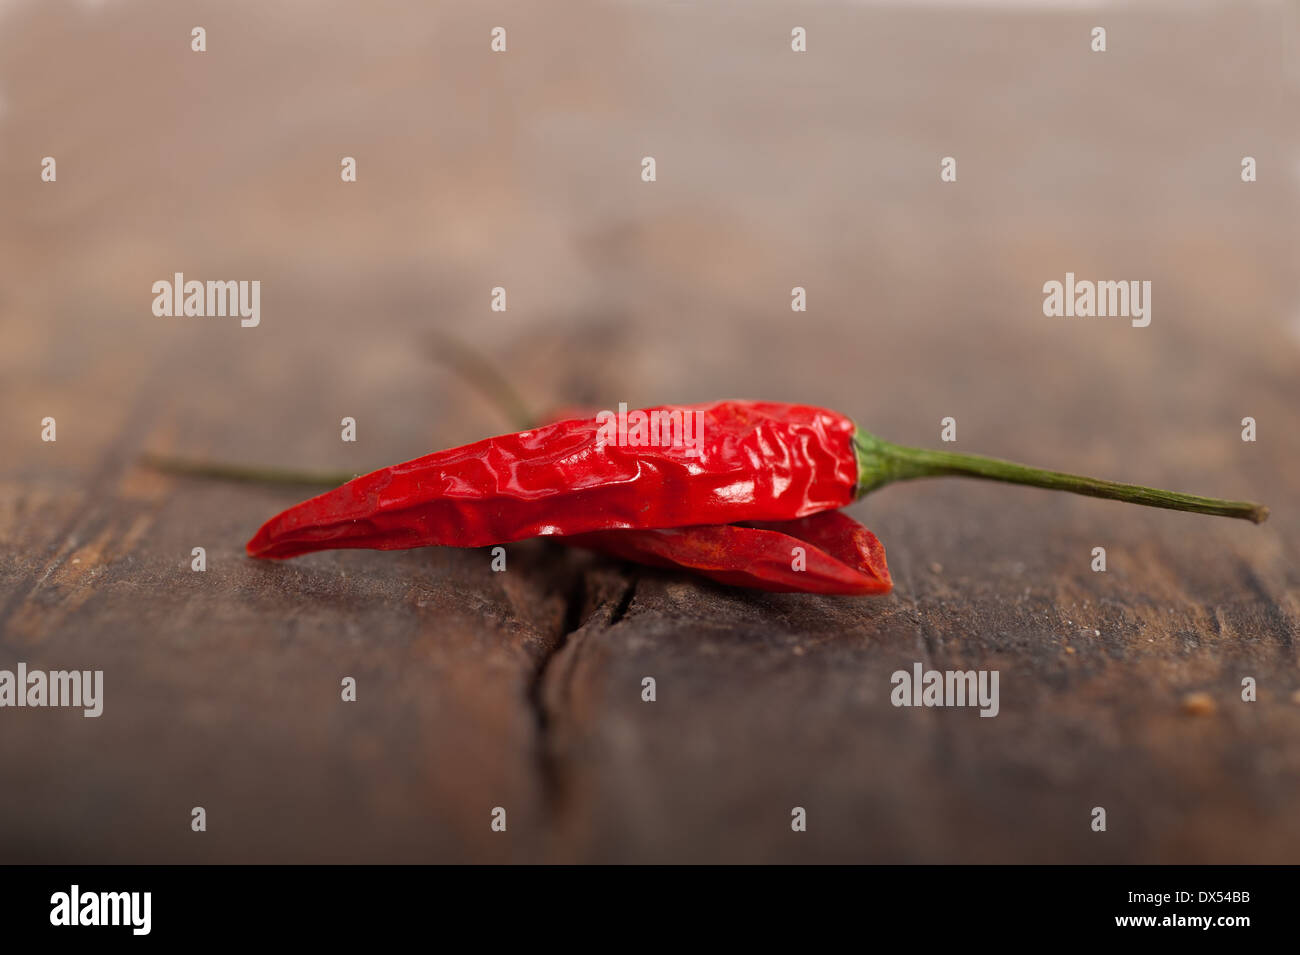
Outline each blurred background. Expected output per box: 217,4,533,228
3,0,1296,463
1,0,1297,863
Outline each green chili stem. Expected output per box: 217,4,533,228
140,453,353,488
853,432,1269,524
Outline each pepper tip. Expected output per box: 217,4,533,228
245,526,274,559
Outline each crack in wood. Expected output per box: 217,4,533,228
527,569,637,821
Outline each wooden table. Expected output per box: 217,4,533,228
1,0,1296,863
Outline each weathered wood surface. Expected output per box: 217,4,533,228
1,1,1297,863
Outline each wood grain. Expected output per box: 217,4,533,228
1,0,1296,862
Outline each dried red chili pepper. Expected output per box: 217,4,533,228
246,401,856,558
245,400,1267,560
144,449,892,592
566,510,892,595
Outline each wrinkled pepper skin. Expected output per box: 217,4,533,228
564,510,892,595
246,401,859,559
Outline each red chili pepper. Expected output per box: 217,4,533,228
565,510,892,595
246,399,1267,560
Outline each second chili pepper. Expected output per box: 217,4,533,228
567,510,892,595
